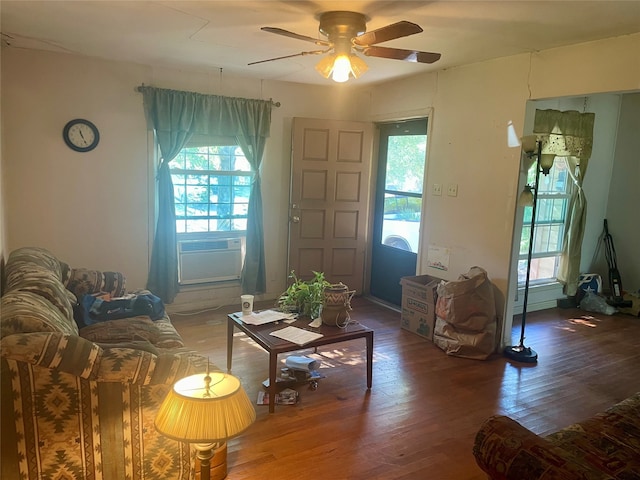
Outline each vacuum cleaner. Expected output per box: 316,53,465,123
602,219,632,308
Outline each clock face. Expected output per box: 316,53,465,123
63,119,100,152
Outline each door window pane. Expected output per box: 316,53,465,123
381,134,426,253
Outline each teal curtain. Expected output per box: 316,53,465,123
139,86,272,302
232,100,271,294
140,88,197,302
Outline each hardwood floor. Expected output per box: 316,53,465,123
171,297,640,480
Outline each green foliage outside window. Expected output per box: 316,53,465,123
170,146,252,233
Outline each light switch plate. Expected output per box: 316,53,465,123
447,184,458,197
433,183,442,196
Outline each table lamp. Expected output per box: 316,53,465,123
155,369,256,480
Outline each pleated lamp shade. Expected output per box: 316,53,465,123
155,372,256,443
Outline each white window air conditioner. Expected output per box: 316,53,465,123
177,238,243,285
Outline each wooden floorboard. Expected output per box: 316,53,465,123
171,297,640,480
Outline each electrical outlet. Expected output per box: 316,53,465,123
447,183,458,197
432,183,442,196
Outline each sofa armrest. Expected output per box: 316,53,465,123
1,332,206,385
473,415,613,480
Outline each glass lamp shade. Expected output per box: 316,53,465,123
539,154,556,175
521,135,537,155
518,185,535,207
315,55,336,79
348,54,368,79
155,372,256,444
315,53,368,83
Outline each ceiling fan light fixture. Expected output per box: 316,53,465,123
315,54,336,79
349,54,368,79
257,11,440,81
315,53,368,83
332,54,352,82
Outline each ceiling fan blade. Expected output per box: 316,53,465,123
248,49,328,66
353,21,423,47
261,27,331,47
362,46,441,64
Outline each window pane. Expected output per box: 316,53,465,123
174,203,186,217
213,203,232,217
233,185,251,201
536,198,567,223
233,219,247,231
538,158,570,194
185,219,209,233
518,256,559,284
385,135,426,194
170,151,186,169
233,203,249,216
170,145,251,233
381,193,421,252
173,184,186,204
234,154,251,171
185,150,208,170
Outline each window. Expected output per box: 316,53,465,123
380,134,426,253
518,158,572,285
170,145,252,234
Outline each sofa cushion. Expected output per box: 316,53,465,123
1,291,78,338
64,268,126,298
5,265,76,320
79,314,184,349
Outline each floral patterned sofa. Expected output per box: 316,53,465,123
1,247,207,480
473,393,640,479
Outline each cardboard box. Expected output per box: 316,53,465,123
400,275,444,341
401,307,435,340
400,275,442,305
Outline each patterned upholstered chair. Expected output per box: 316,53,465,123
1,247,207,480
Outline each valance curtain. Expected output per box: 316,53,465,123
533,109,595,296
140,86,272,302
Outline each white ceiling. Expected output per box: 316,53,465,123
2,1,640,86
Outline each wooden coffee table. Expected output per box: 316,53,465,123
227,312,373,413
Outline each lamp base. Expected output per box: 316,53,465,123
195,442,227,480
503,345,538,363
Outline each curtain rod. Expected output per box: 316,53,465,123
135,84,280,107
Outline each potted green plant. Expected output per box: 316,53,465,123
277,270,330,319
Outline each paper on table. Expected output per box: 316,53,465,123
270,326,323,346
240,309,296,325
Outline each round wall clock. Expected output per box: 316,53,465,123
62,119,100,152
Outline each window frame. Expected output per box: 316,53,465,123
517,157,573,287
169,144,253,240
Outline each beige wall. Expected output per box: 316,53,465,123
364,34,639,339
2,33,638,342
598,93,640,292
0,47,369,307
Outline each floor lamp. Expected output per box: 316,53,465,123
504,137,554,364
155,368,256,480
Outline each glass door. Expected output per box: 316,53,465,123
370,119,427,305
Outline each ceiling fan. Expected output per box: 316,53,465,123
249,11,441,83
